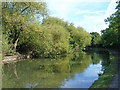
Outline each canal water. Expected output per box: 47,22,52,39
2,49,111,88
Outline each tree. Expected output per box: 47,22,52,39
2,34,11,56
72,27,91,50
90,32,101,46
2,2,47,52
2,3,92,57
42,17,92,51
101,1,120,48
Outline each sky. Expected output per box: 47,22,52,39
44,0,118,34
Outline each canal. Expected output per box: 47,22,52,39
2,49,111,88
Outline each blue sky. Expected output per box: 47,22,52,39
44,0,118,34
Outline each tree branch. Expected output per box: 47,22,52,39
21,3,31,14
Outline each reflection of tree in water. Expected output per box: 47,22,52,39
100,51,110,70
69,52,92,77
2,51,92,88
91,53,101,64
13,63,18,79
96,50,110,70
87,49,111,69
3,62,18,79
86,49,111,77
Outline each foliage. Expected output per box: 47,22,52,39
101,1,120,48
90,32,101,46
2,2,48,52
2,35,13,56
72,27,92,50
17,23,70,57
43,17,92,52
2,2,92,57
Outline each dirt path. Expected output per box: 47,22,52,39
109,51,120,89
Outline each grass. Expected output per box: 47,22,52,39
90,52,118,88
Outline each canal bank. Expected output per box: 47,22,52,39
90,50,119,88
2,55,31,64
109,51,120,88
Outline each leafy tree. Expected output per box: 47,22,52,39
2,2,92,57
2,2,47,52
2,34,13,56
72,27,91,50
43,17,92,51
90,32,101,46
101,1,119,48
43,17,66,26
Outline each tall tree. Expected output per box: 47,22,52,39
101,1,120,48
2,2,47,52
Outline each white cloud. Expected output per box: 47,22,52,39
74,14,106,33
92,25,108,34
105,0,118,18
75,23,107,34
76,10,105,15
43,0,118,34
103,0,118,28
44,0,72,20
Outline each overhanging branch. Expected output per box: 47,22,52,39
21,3,31,14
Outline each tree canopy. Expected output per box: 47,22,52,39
2,2,92,57
101,1,120,48
90,32,101,46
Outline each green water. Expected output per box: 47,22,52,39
2,50,111,88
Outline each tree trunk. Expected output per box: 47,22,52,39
13,37,19,52
13,30,21,52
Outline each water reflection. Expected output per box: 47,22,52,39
13,63,18,79
61,61,103,88
2,50,111,88
25,83,39,88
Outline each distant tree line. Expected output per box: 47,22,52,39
90,32,101,47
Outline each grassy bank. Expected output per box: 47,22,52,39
90,51,118,88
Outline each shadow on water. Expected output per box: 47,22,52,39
2,49,111,88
